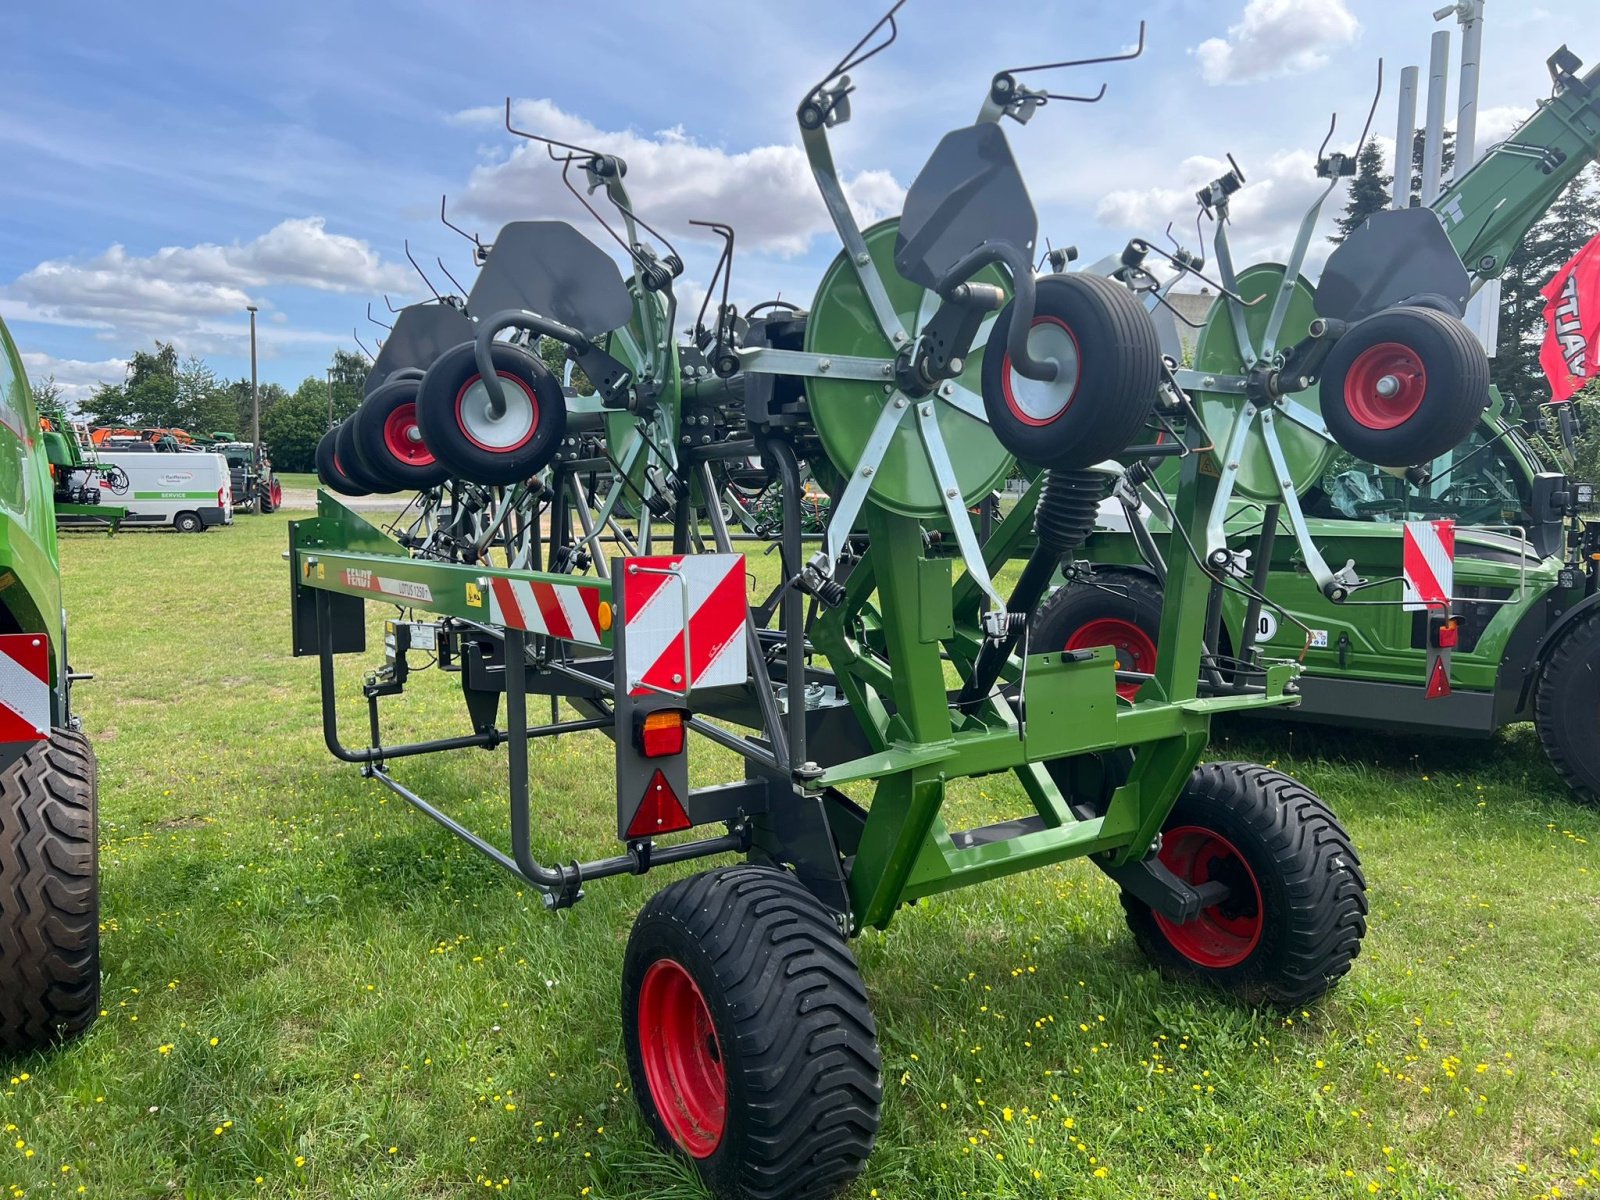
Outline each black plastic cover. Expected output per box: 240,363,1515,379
467,220,633,338
366,304,475,394
1317,207,1471,323
894,122,1037,292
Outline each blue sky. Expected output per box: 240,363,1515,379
0,0,1575,407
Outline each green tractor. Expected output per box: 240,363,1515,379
0,314,100,1052
1050,44,1600,803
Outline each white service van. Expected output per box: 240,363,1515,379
69,450,233,532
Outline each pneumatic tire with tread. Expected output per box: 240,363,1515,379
981,272,1161,470
1,730,99,1052
1032,569,1164,700
1534,612,1600,806
314,427,368,497
622,865,881,1200
173,511,203,534
1121,762,1367,1010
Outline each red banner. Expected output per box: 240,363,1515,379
1541,231,1600,402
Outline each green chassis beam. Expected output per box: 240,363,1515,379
291,494,613,646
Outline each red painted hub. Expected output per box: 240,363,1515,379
1343,342,1427,430
1067,617,1157,702
382,401,434,466
1001,315,1081,427
637,958,726,1158
1152,826,1264,968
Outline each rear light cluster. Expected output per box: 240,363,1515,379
636,709,687,758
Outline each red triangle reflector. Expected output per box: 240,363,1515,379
1425,655,1451,699
626,769,692,839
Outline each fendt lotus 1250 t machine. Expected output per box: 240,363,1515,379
285,7,1415,1195
0,315,100,1053
1053,36,1600,804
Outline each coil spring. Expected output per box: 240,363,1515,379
1034,468,1110,556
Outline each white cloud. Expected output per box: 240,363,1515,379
1096,148,1344,275
18,351,129,406
2,218,410,368
451,99,904,258
1193,0,1361,86
1475,105,1534,149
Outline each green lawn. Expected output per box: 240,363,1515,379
2,511,1597,1199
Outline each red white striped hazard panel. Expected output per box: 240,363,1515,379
0,634,50,743
1402,519,1455,612
622,554,747,697
488,577,608,647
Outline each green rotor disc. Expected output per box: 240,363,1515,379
1192,263,1338,501
804,219,1015,518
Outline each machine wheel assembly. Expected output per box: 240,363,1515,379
981,273,1160,470
336,418,397,494
315,426,370,497
1122,763,1367,1009
416,341,566,487
622,865,881,1200
1032,570,1163,701
0,729,99,1052
350,376,451,491
1319,305,1489,467
1534,611,1600,806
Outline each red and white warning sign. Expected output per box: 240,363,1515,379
622,554,747,696
1402,519,1454,612
488,577,608,648
0,634,50,743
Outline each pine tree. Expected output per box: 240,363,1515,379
1491,165,1600,405
1409,128,1456,207
1330,139,1394,243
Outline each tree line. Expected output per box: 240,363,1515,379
30,346,370,473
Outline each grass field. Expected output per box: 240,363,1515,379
2,509,1598,1199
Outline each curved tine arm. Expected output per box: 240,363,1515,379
473,308,590,416
383,294,402,313
440,194,481,248
936,242,1057,382
804,0,904,105
504,97,604,160
366,303,391,332
404,239,442,302
436,257,468,298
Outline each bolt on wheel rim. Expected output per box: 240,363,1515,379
1344,342,1426,430
638,958,726,1158
1067,617,1156,702
1002,316,1081,426
455,372,538,452
1152,826,1264,968
382,402,435,466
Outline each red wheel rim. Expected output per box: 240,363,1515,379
1001,315,1081,427
455,372,539,453
1343,342,1426,430
271,480,282,506
638,958,726,1158
1067,617,1157,702
1152,827,1264,968
382,401,435,467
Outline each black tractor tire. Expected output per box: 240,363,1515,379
415,341,567,486
173,511,203,534
350,376,451,491
1534,612,1600,806
981,273,1160,470
1032,570,1164,700
1121,762,1368,1010
1320,305,1489,467
622,865,881,1200
335,418,397,494
1,730,99,1052
314,427,369,497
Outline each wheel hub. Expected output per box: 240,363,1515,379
455,373,537,452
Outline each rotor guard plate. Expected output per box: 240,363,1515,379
468,220,633,338
806,219,1014,518
1316,207,1471,322
368,303,475,393
1193,263,1336,501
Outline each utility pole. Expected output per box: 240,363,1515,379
247,305,260,454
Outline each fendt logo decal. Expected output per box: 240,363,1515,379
340,568,433,603
1552,272,1589,379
